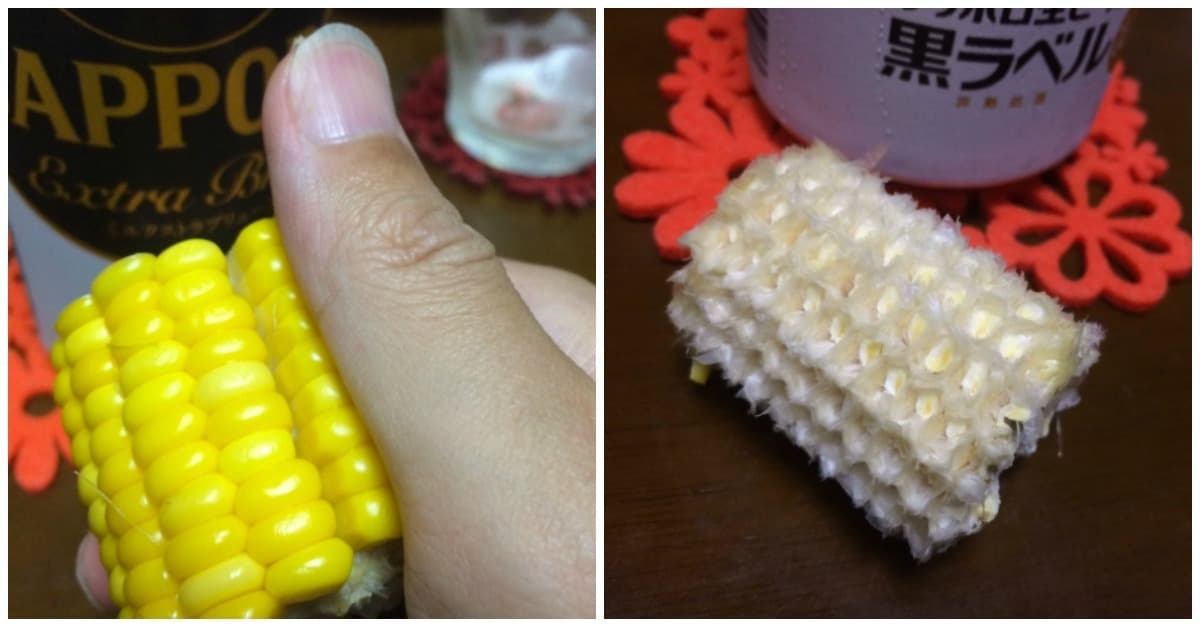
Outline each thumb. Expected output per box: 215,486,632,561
262,24,594,615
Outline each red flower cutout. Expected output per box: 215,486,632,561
659,53,753,113
615,97,781,259
666,8,747,64
1088,140,1168,183
9,236,72,493
959,225,991,250
1087,62,1147,152
983,151,1191,310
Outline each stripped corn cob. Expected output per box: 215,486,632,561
668,144,1103,560
53,219,403,618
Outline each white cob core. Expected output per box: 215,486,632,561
668,143,1103,560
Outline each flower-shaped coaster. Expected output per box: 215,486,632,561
398,55,595,210
9,235,72,494
616,9,1190,311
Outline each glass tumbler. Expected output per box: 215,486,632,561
444,8,596,177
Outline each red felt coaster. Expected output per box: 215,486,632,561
616,9,1190,311
982,144,1190,311
9,235,72,494
397,55,595,209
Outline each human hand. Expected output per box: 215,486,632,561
75,22,595,618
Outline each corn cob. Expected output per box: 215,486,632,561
668,143,1103,560
53,219,403,617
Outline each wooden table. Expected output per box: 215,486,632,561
8,9,595,618
604,9,1190,618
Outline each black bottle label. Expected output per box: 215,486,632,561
9,9,324,256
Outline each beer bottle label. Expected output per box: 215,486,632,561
9,9,324,256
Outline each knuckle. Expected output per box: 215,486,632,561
323,183,504,323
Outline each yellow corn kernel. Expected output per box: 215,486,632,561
123,372,197,433
62,401,85,437
193,360,275,413
137,597,181,619
92,253,156,308
88,417,129,463
72,350,116,400
160,268,234,320
71,431,93,468
77,462,101,505
297,407,367,467
234,458,322,524
156,239,226,282
186,328,269,379
263,537,353,604
144,440,220,504
218,429,297,485
165,516,248,581
88,498,109,537
321,445,387,502
119,341,189,393
64,318,110,367
100,533,120,571
55,294,100,337
110,310,175,359
54,372,75,410
178,553,265,617
206,392,291,449
117,519,165,570
175,295,256,346
231,218,282,273
266,311,317,360
335,487,403,550
82,383,122,430
243,246,293,306
275,339,333,399
132,404,207,468
159,474,238,537
200,590,282,619
124,557,178,609
256,286,307,336
104,280,161,330
51,341,67,371
98,448,141,497
108,484,156,537
291,373,349,428
108,565,128,608
246,499,337,566
118,607,135,619
689,361,711,384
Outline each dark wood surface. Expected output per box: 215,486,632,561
604,9,1190,618
7,9,595,618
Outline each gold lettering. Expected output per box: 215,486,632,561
226,47,277,136
24,154,191,213
75,61,149,148
152,63,221,149
146,189,191,214
11,49,81,142
28,154,69,200
206,151,269,206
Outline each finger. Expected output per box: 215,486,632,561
500,259,595,378
75,534,113,613
261,24,594,616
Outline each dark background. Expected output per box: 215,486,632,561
8,8,595,618
605,8,1190,618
